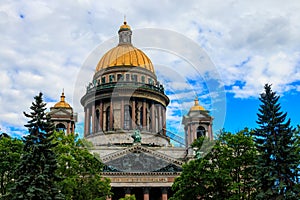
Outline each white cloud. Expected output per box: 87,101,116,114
1,0,300,136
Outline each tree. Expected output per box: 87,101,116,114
0,136,23,197
53,131,112,200
252,84,300,199
171,129,257,200
119,195,136,200
8,92,63,200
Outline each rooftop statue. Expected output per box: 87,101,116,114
131,129,141,143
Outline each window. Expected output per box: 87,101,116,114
109,75,115,83
124,105,132,130
125,74,129,81
197,126,206,138
141,76,145,83
148,78,153,85
101,76,106,84
131,74,137,82
117,74,123,81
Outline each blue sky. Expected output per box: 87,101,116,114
1,0,300,139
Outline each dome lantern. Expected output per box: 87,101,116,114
118,20,132,45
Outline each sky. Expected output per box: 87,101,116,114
1,0,300,139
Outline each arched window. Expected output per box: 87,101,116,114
197,126,206,138
124,105,132,130
56,123,66,133
106,106,110,131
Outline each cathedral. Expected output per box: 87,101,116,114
50,21,213,200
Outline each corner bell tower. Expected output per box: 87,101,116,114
182,97,213,155
49,91,77,134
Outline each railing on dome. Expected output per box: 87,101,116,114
86,81,165,94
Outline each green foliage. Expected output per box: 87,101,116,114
119,195,136,200
0,136,23,197
171,129,257,200
53,131,112,200
7,92,63,200
252,84,300,199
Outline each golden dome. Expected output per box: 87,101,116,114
190,97,205,111
95,21,155,73
96,44,155,73
54,92,71,108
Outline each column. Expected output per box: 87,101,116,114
67,122,70,134
106,196,112,200
99,101,103,131
190,124,194,144
143,187,150,200
84,108,87,136
121,99,124,129
158,105,162,132
92,104,95,134
72,123,75,133
109,101,113,130
162,107,166,135
132,100,136,129
187,125,190,146
185,128,188,147
208,123,212,140
85,107,90,136
161,188,168,200
143,101,146,129
151,102,155,132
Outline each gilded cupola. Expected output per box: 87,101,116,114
95,21,155,74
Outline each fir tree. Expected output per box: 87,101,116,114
8,92,63,200
253,84,299,199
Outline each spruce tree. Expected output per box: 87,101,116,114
253,84,299,199
9,92,63,200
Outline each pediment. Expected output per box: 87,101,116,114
49,108,72,116
102,145,183,172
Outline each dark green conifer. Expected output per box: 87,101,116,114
253,84,299,199
9,92,63,200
